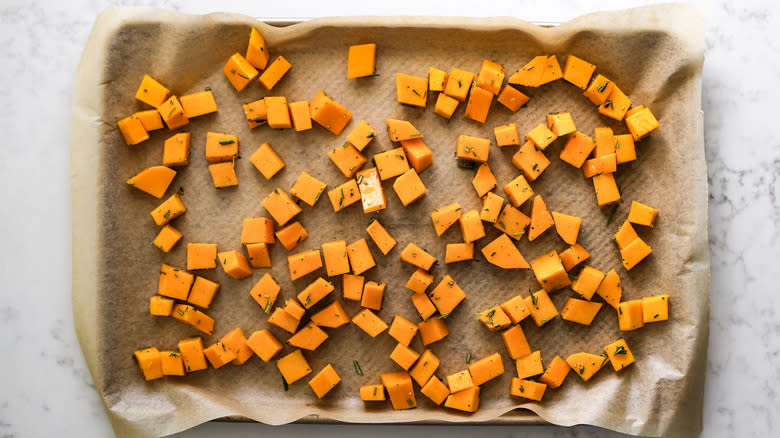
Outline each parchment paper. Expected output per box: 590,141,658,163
71,4,708,437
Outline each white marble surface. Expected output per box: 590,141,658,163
0,0,777,437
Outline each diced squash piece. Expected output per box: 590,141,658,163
510,378,546,401
221,328,252,365
265,96,292,129
393,168,427,206
480,192,504,223
605,339,635,371
530,250,570,291
551,212,581,245
277,349,312,384
246,28,270,70
171,304,213,335
626,107,660,140
418,318,449,345
348,43,376,78
374,147,411,180
246,329,283,362
494,204,531,241
447,370,475,393
310,300,350,328
356,167,387,214
310,91,352,135
563,55,596,89
538,55,563,84
596,269,622,309
515,350,544,378
258,56,291,91
132,110,163,131
187,276,219,309
434,93,459,119
500,294,531,325
501,324,531,359
496,84,530,112
421,376,450,405
400,138,434,173
583,74,614,105
547,112,577,137
525,289,558,327
561,298,603,325
218,250,252,279
593,173,621,206
428,275,466,317
468,352,504,386
471,163,497,198
642,294,669,323
322,240,350,277
444,386,480,413
539,355,570,388
396,73,428,107
559,243,590,271
135,75,170,108
626,105,646,118
366,219,397,255
385,118,423,142
431,203,462,236
288,100,312,131
389,315,419,346
208,162,238,188
400,243,436,271
249,272,280,314
443,68,474,102
617,299,645,331
503,175,534,208
456,135,490,163
158,263,194,300
250,143,285,180
390,343,421,370
477,305,511,331
347,238,376,275
223,53,259,92
476,59,505,94
583,154,617,178
283,298,306,320
347,120,377,151
445,243,474,264
134,347,163,380
289,172,326,207
459,210,485,243
149,296,174,316
178,337,207,372
381,371,416,410
593,126,616,157
628,201,658,227
268,308,300,334
507,56,545,86
525,123,557,149
288,248,323,281
342,274,364,301
512,141,550,182
615,220,640,251
204,132,238,163
262,188,302,226
464,84,493,123
241,217,275,245
494,123,520,146
203,341,236,369
288,322,329,351
615,133,637,164
481,233,529,269
127,166,176,199
405,269,434,294
528,196,554,241
559,131,595,168
411,293,437,321
361,280,386,310
180,90,217,118
621,237,653,270
163,133,191,167
309,364,341,398
599,85,632,121
275,221,308,251
298,277,334,310
571,265,606,300
429,67,448,92
157,96,189,130
243,98,267,128
361,384,386,401
328,179,361,213
328,143,367,178
410,349,440,386
352,308,388,337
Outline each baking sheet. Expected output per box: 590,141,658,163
71,4,708,437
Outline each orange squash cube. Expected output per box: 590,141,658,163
443,68,475,102
152,224,182,253
429,275,466,317
605,338,635,371
418,318,449,345
310,300,350,328
221,327,253,365
135,74,170,108
515,350,544,378
599,85,632,121
430,202,462,236
496,84,530,112
249,273,280,314
547,112,576,137
480,192,504,223
642,294,669,323
468,352,504,386
385,118,422,142
539,355,570,388
617,300,645,331
162,133,191,167
347,238,376,275
456,135,490,163
309,91,352,135
396,72,428,107
393,168,427,207
476,59,505,94
288,322,329,351
268,308,299,334
223,52,258,91
346,120,377,151
400,137,434,173
471,163,497,198
551,212,581,245
561,298,603,326
500,294,531,324
246,28,270,70
366,219,397,255
117,115,149,145
178,337,207,372
411,293,437,321
290,171,327,207
528,195,555,241
559,131,595,168
243,98,267,128
149,296,174,316
447,370,475,393
203,341,236,369
158,263,194,300
171,304,214,335
525,289,559,327
351,308,388,337
559,243,590,271
275,221,308,251
381,371,416,410
566,352,608,381
405,268,434,294
445,243,474,264
241,217,274,245
328,179,361,213
388,315,419,346
477,305,511,331
360,384,386,401
309,364,341,398
459,210,485,243
298,277,334,310
410,349,440,386
246,329,283,362
277,349,312,384
421,376,450,405
494,204,531,241
208,162,238,188
501,324,531,360
361,280,386,310
625,106,660,140
429,67,448,91
621,237,653,270
400,242,436,271
596,269,622,309
512,141,550,182
464,85,493,123
258,55,291,91
494,123,521,146
390,343,420,370
134,347,163,380
374,147,411,180
328,143,367,178
444,386,480,413
571,265,606,300
434,93,459,119
321,240,350,277
187,276,220,309
503,175,534,208
132,110,163,131
218,250,252,279
510,378,546,401
530,250,570,291
562,55,596,89
628,201,659,227
342,274,365,301
288,100,312,131
249,143,285,180
583,74,614,105
265,96,291,129
262,188,302,226
356,167,387,213
180,90,218,118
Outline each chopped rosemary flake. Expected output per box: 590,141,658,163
437,312,449,319
596,81,609,92
237,72,250,80
219,140,235,145
406,399,414,407
466,353,472,363
614,346,628,355
163,210,171,219
353,360,363,375
530,290,538,306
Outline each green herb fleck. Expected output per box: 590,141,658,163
530,290,538,306
406,399,414,407
237,72,250,80
353,360,363,376
466,353,472,363
614,346,628,355
437,312,449,319
176,309,184,316
219,140,235,145
163,210,171,219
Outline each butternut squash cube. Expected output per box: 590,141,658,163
284,298,306,320
389,315,419,346
559,243,591,271
429,275,466,317
431,203,462,236
400,242,436,271
396,73,428,107
249,273,280,314
277,349,312,384
158,263,194,300
510,378,546,401
468,352,504,386
471,163,497,198
512,141,550,182
204,132,238,163
411,293,437,321
361,384,386,401
563,55,596,89
241,217,274,245
365,219,396,255
503,175,534,208
223,53,258,92
243,98,267,128
477,305,511,331
275,221,308,251
599,85,632,121
268,308,299,334
310,91,352,135
180,90,218,118
352,308,388,337
443,68,475,102
515,350,544,378
127,166,176,199
583,154,617,178
459,210,485,243
444,386,479,413
500,324,531,359
328,143,367,178
405,269,434,294
149,295,174,316
476,59,505,94
539,355,570,388
221,327,253,365
163,133,191,167
288,322,329,351
134,347,163,380
604,338,635,371
158,96,189,130
246,28,270,70
456,135,490,163
262,188,302,226
494,204,531,242
447,370,475,393
321,240,350,277
571,265,605,300
507,56,546,86
218,250,252,279
289,172,326,207
374,148,411,180
381,371,416,410
172,304,214,335
561,297,602,325
361,280,386,310
400,138,434,173
494,123,521,146
132,110,164,131
560,131,595,168
390,343,420,370
421,376,450,405
298,277,334,310
393,168,427,206
310,300,350,328
258,55,291,91
429,67,448,91
596,269,622,309
480,192,504,223
356,167,386,213
615,220,639,251
348,43,377,78
249,143,285,180
418,318,449,345
135,74,170,108
617,299,645,331
410,349,440,386
287,248,322,280
445,243,473,264
621,237,653,270
628,201,659,227
187,276,220,309
342,274,365,301
593,173,621,206
615,133,637,164
464,84,493,123
265,96,291,129
496,84,530,112
593,126,615,157
385,118,423,142
347,238,376,275
309,364,341,398
207,162,237,188
434,93,459,119
525,289,559,327
288,100,312,131
626,106,660,140
583,74,614,105
246,329,283,362
546,112,576,137
528,195,554,242
117,115,149,145
178,337,207,372
530,250,570,291
328,180,361,213
347,120,377,151
551,211,581,245
500,294,531,324
482,233,529,269
642,294,669,323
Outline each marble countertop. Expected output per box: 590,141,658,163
0,0,777,437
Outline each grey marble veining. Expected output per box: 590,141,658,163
0,0,777,437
